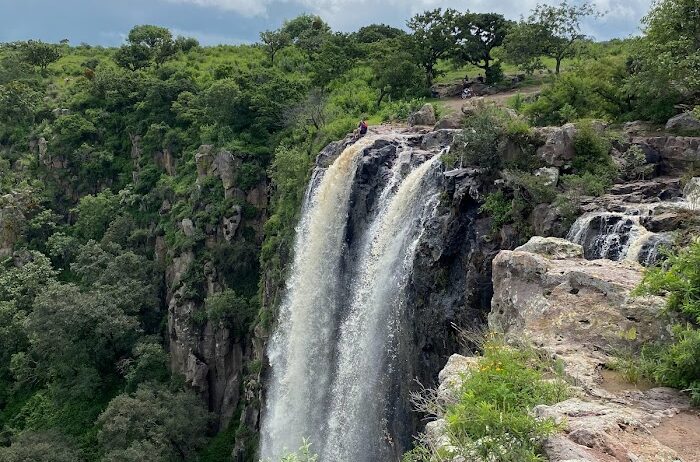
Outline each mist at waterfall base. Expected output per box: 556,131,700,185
260,137,444,461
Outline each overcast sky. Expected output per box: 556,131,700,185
0,0,650,46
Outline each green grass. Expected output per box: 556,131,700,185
404,337,569,462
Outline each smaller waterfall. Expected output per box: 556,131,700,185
567,209,673,265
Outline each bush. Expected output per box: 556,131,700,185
480,190,512,231
450,109,506,170
404,338,569,462
634,241,700,404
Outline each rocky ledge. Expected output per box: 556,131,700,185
431,237,699,462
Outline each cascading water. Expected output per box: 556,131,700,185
260,136,444,461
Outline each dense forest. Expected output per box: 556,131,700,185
0,0,698,460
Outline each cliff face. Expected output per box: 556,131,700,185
163,145,268,457
163,117,699,459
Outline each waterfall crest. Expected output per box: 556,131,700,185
260,137,443,461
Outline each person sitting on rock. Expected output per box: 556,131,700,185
358,119,368,136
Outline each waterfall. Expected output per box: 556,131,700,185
260,137,443,461
567,206,677,266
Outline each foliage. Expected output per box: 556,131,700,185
404,338,568,461
0,430,82,462
480,190,512,231
571,122,616,181
451,13,512,84
407,9,457,86
450,109,506,170
16,40,62,70
635,241,700,404
97,383,211,461
369,39,425,106
505,2,602,74
626,0,700,121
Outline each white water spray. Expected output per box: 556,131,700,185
260,138,443,461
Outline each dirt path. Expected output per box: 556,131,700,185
438,84,542,114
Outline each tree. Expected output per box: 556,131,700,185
451,12,512,83
0,80,40,124
260,29,291,65
353,24,406,44
504,2,602,74
279,15,332,58
115,25,188,70
370,39,425,106
17,40,61,70
626,0,700,118
407,8,457,86
0,431,82,462
97,383,211,461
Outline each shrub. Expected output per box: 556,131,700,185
450,109,506,170
572,123,614,176
404,338,569,462
480,190,512,231
634,241,700,404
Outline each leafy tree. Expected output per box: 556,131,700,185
115,25,184,70
0,430,82,462
17,40,61,70
260,29,291,64
279,15,332,58
370,40,424,106
407,8,457,86
97,383,211,461
353,24,406,44
23,282,141,397
0,81,40,125
71,190,120,242
504,2,602,74
451,12,512,83
626,0,700,121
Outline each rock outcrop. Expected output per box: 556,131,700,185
408,104,437,126
665,111,700,133
485,237,694,461
534,123,577,167
489,237,668,386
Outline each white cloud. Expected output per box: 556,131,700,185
166,0,273,16
166,0,653,38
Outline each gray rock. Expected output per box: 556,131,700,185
195,144,216,179
535,123,577,167
534,166,559,187
408,103,437,126
488,248,668,387
181,218,195,237
665,112,700,133
433,114,463,130
530,203,568,238
420,129,460,151
515,236,583,259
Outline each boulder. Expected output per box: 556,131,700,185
433,113,463,130
195,144,216,179
534,123,577,167
535,396,688,462
640,211,685,232
430,82,464,98
515,236,583,259
634,136,700,175
408,104,437,126
420,129,460,151
534,166,559,187
529,203,568,238
488,247,668,387
665,112,700,133
623,120,656,136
